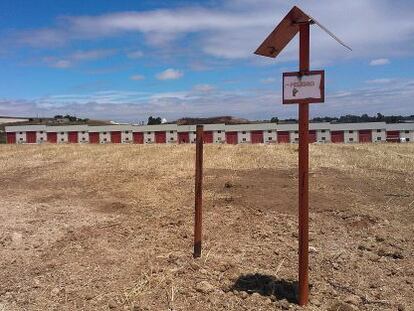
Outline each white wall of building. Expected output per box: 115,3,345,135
37,131,47,143
166,130,177,143
263,130,277,143
213,130,225,143
400,130,413,142
16,131,26,143
79,131,89,143
99,131,111,143
122,130,133,143
189,131,196,143
144,131,155,144
57,131,68,143
316,129,330,143
372,129,386,143
290,131,299,143
238,130,250,143
344,130,358,143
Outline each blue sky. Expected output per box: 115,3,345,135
0,0,413,122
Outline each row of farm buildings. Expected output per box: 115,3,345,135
4,122,414,144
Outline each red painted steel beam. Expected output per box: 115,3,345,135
194,125,204,258
298,22,310,306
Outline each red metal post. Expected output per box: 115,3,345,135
194,125,204,258
298,22,310,306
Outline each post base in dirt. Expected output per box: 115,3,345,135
194,242,201,258
194,125,204,258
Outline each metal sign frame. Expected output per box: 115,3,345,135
282,70,325,104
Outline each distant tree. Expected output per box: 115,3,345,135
54,115,63,119
62,114,78,122
311,116,338,123
376,113,384,121
270,117,279,123
338,114,360,123
277,113,414,124
147,116,162,125
360,114,369,122
388,115,400,123
0,133,5,144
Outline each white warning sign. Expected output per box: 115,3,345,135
283,71,325,104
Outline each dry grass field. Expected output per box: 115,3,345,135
0,143,413,311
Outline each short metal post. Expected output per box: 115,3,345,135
194,125,204,258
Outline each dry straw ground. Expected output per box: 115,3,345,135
0,143,413,311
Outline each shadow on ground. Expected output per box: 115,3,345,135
231,273,298,303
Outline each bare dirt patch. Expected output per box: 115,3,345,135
0,144,413,310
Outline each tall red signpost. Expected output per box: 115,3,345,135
297,22,310,305
255,6,350,306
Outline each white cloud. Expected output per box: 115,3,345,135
42,57,72,68
42,49,116,69
260,77,276,84
130,74,145,80
1,79,413,122
156,68,183,80
30,90,150,106
317,80,414,116
15,28,67,46
365,78,394,84
71,49,116,60
369,58,390,66
193,84,215,92
52,60,72,68
8,1,414,63
127,50,144,59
